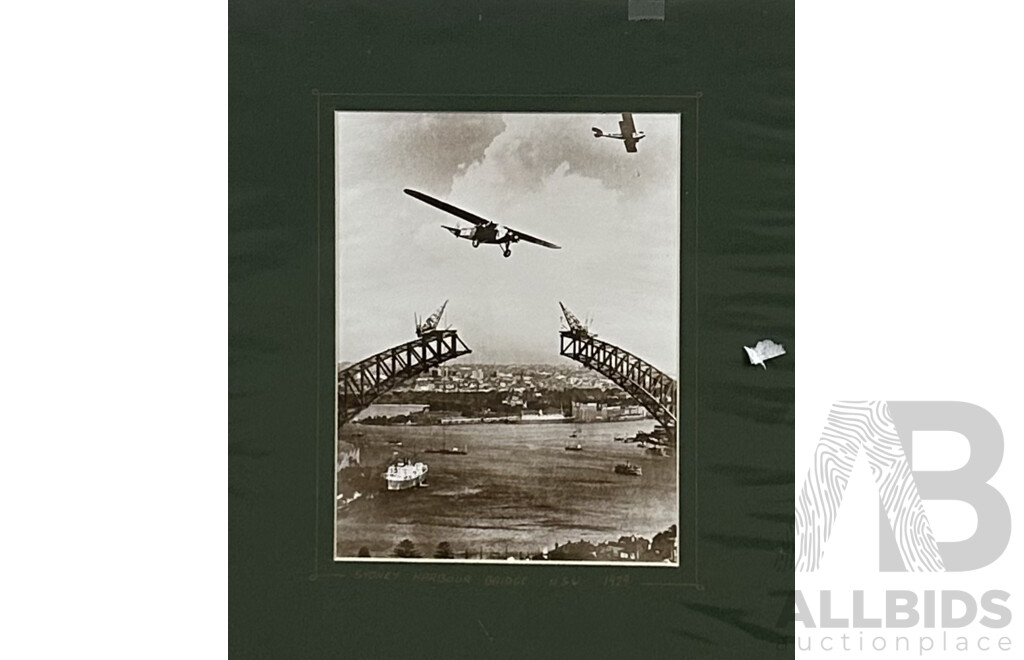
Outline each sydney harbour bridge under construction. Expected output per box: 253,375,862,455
337,302,677,438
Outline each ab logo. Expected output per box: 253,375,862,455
796,402,1010,572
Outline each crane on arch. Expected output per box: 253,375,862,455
559,301,596,338
415,299,449,337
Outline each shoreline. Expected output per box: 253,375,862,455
352,415,651,428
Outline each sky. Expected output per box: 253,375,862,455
336,112,680,372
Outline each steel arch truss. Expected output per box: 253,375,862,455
338,330,471,426
559,331,677,434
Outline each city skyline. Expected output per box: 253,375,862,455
336,112,680,372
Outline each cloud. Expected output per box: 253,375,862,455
337,112,505,195
448,113,680,209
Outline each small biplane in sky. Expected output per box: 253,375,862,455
591,112,646,153
404,189,561,258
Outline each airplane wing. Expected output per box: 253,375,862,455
404,189,492,226
618,112,636,135
509,228,561,249
618,113,639,152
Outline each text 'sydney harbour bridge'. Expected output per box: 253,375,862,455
337,302,677,436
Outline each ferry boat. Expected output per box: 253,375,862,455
384,458,428,490
614,462,642,476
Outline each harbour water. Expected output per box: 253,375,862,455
335,419,677,561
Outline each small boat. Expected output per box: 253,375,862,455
425,445,467,455
645,446,668,457
613,436,626,442
564,443,583,452
614,462,643,476
386,439,403,446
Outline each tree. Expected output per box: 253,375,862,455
392,539,421,558
357,546,371,557
434,541,455,559
651,524,677,560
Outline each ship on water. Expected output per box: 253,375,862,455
384,458,428,491
614,462,643,476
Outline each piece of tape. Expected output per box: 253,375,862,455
628,0,666,21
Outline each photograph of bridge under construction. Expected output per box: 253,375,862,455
334,111,680,564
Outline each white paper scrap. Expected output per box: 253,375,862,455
744,339,786,369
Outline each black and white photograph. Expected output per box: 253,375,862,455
335,111,681,564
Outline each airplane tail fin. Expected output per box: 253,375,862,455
441,225,461,237
592,127,603,138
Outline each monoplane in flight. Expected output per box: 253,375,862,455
403,189,561,258
591,112,645,153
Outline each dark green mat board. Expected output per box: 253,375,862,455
230,2,794,657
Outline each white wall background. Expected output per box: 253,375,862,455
1,2,225,657
797,1,1024,657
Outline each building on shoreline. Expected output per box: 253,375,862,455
519,409,570,423
572,401,649,423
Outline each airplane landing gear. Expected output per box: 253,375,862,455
472,240,480,248
502,247,512,258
